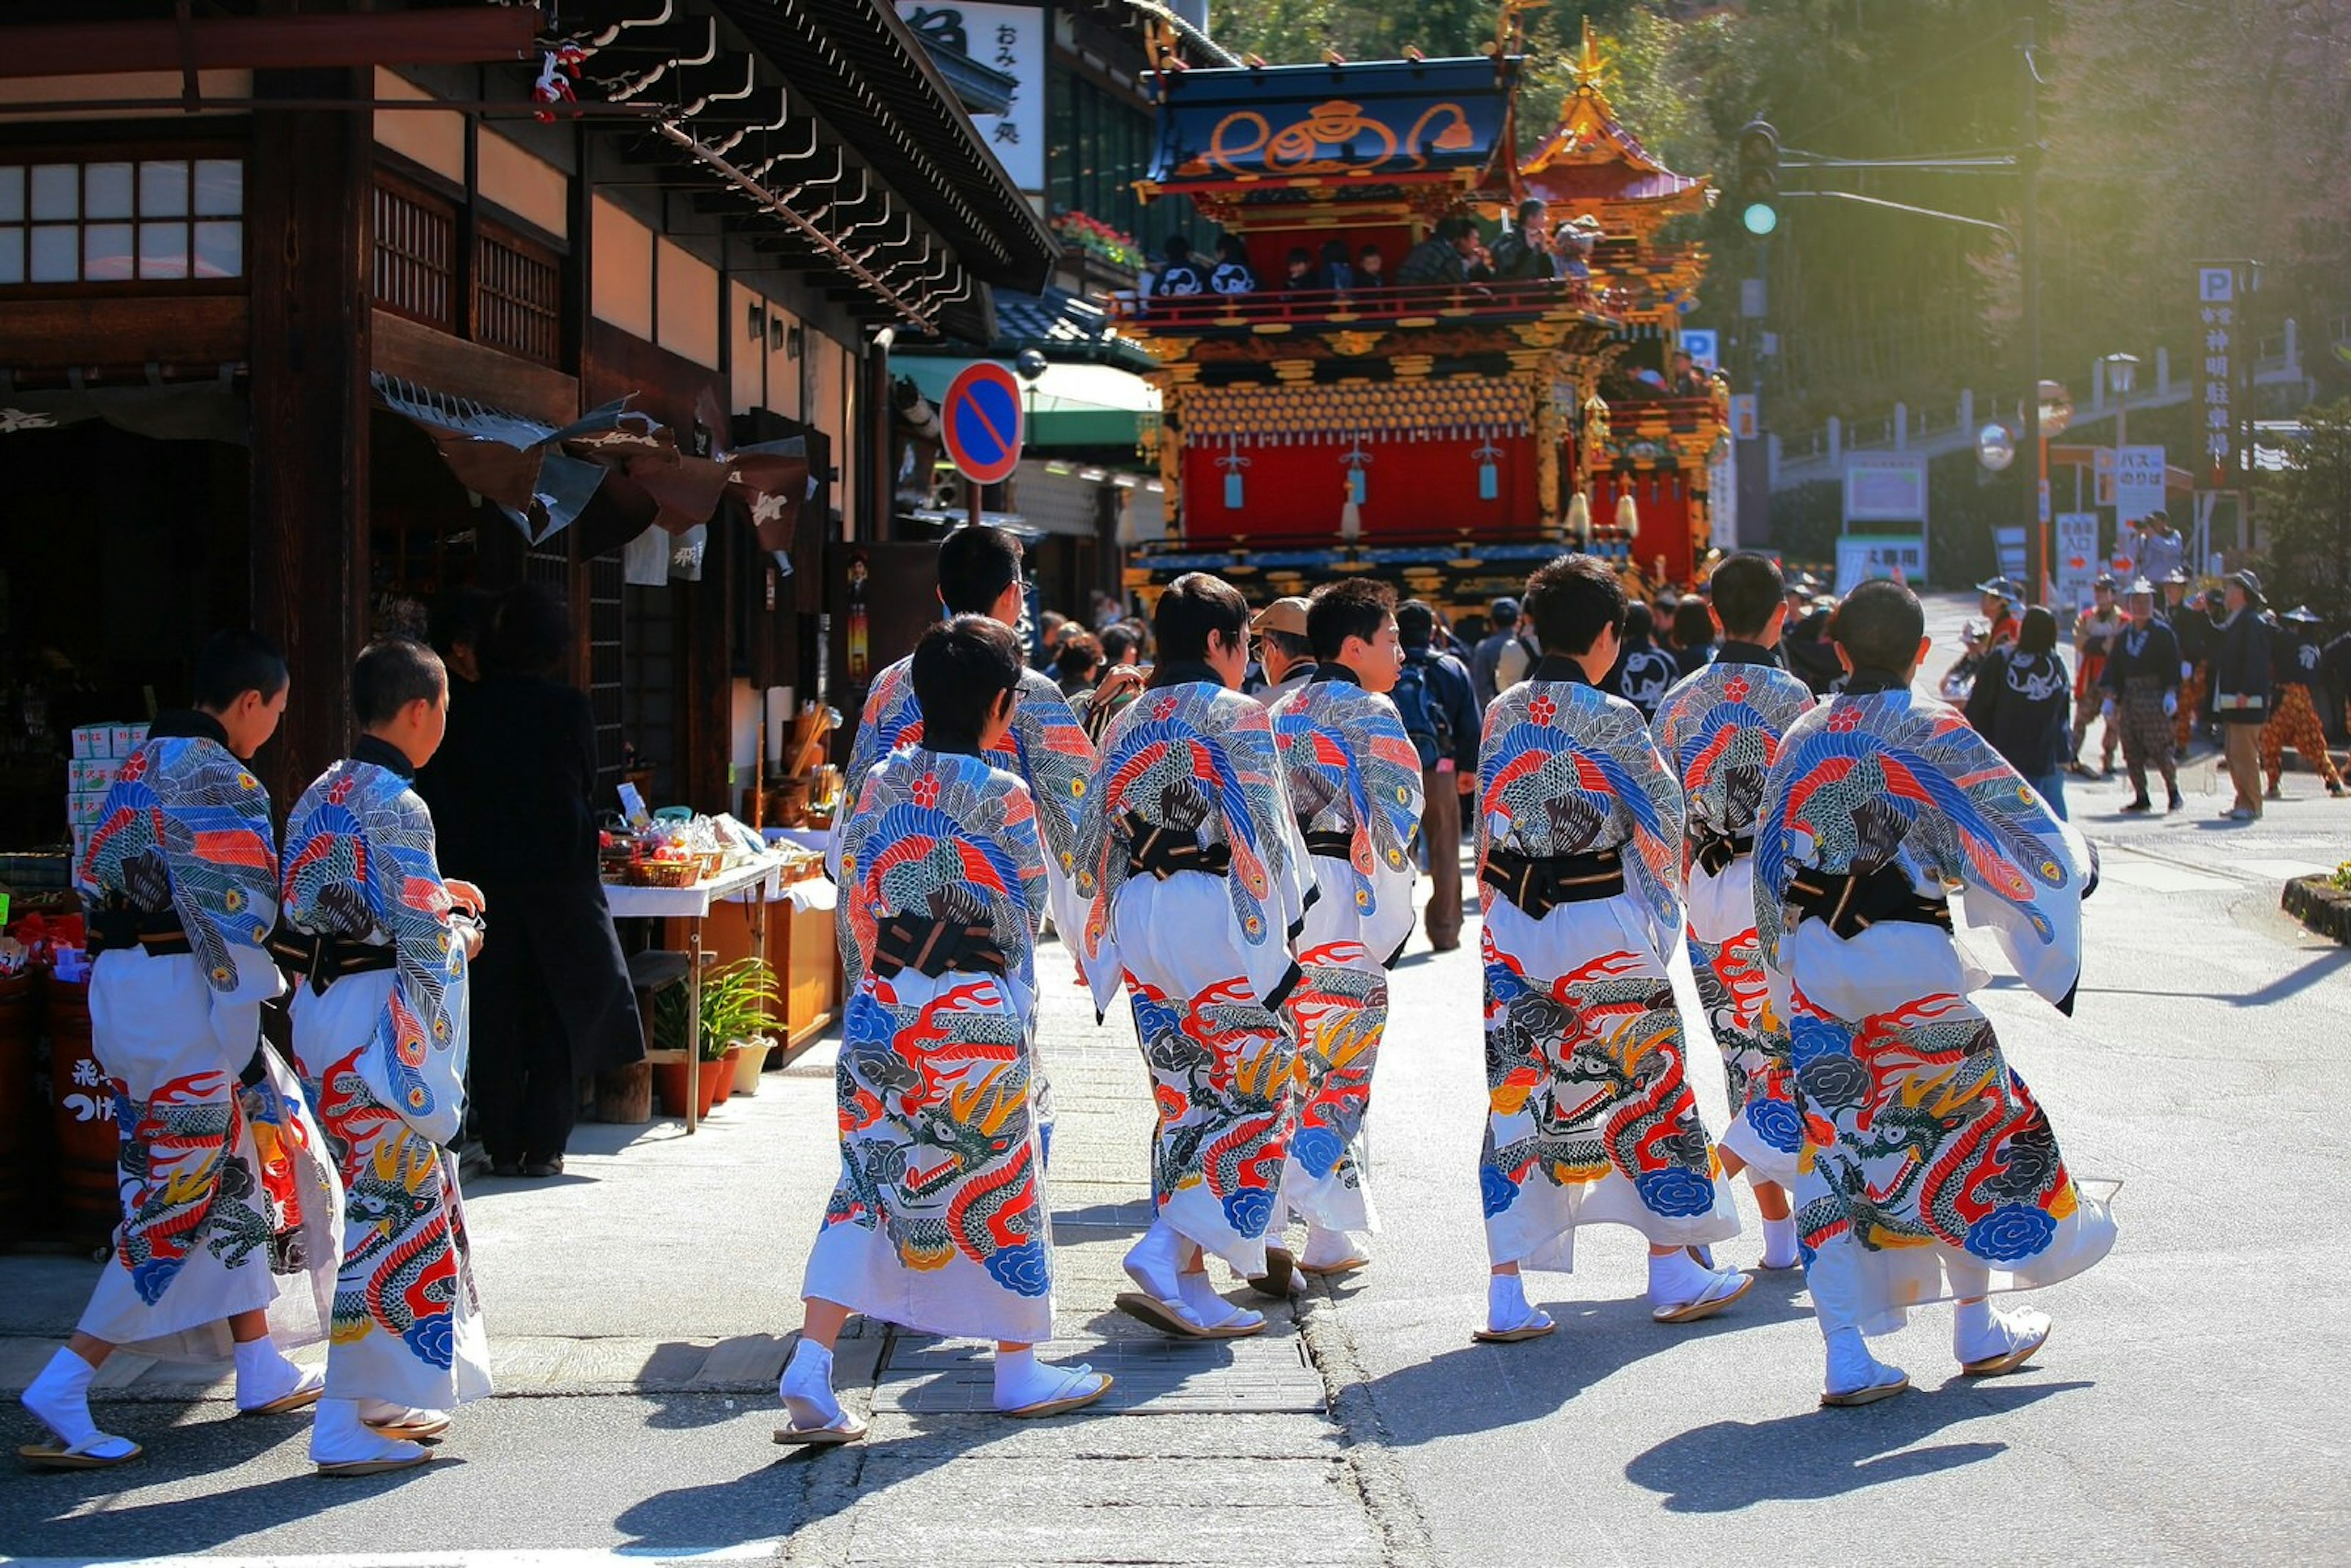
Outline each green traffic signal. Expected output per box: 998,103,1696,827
1734,117,1779,239
1742,201,1778,235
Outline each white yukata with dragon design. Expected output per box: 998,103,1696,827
1753,679,2117,1333
1267,670,1423,1237
1650,647,1815,1187
1075,675,1310,1277
808,747,1057,1342
1475,666,1741,1272
282,748,491,1411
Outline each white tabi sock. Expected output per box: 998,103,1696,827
991,1348,1103,1413
1487,1273,1536,1332
1759,1217,1800,1270
1823,1327,1904,1398
231,1338,313,1411
310,1397,427,1467
779,1340,844,1431
23,1348,108,1452
1301,1224,1365,1270
1177,1271,1262,1331
1646,1248,1714,1306
1122,1220,1185,1304
1954,1299,2051,1365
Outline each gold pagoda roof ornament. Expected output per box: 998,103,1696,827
1519,14,1709,234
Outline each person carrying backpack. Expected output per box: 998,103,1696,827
1395,600,1482,951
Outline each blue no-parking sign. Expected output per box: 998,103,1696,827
941,362,1026,487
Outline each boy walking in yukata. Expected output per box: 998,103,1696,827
782,617,1111,1444
21,632,338,1470
1474,555,1751,1344
1753,580,2116,1406
279,638,492,1475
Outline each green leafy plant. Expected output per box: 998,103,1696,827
2331,861,2351,893
651,958,782,1060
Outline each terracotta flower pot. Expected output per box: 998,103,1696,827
648,1050,733,1120
697,1048,738,1117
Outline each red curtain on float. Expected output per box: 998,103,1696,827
1589,470,1697,586
1180,433,1540,549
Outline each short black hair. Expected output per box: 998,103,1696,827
1436,216,1472,241
1671,598,1714,650
1054,631,1103,682
1515,198,1545,225
1165,234,1193,260
427,586,497,657
1708,551,1785,639
1393,599,1437,648
1622,601,1655,645
1216,234,1246,260
1307,579,1395,663
354,637,448,728
484,582,572,679
1829,579,1926,670
937,525,1025,616
2017,606,2058,656
192,629,289,711
1153,572,1249,663
1523,553,1627,657
912,614,1025,748
1101,623,1140,666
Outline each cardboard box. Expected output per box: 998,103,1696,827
71,726,107,761
69,791,107,827
111,724,148,757
69,759,117,794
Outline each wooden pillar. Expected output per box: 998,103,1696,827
247,62,371,812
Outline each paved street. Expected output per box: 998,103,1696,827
4,599,2349,1567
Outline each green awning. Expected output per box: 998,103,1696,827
894,356,1158,450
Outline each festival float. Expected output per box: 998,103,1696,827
1117,15,1731,612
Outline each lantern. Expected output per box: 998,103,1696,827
1474,438,1502,501
1616,490,1641,540
1565,491,1591,544
1341,438,1371,505
1218,449,1250,510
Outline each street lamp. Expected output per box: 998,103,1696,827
2102,348,2138,508
2032,378,2071,604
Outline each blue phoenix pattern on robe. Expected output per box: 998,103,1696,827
78,735,279,995
283,761,479,1373
1074,680,1307,1018
1651,661,1816,1163
1270,683,1423,923
827,751,1052,1296
78,734,286,1305
283,762,469,1144
839,658,1095,986
1754,691,2099,1278
1753,692,2078,980
1476,681,1684,944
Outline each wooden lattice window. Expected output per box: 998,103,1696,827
372,174,456,331
473,222,561,366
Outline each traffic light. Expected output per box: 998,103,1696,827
1734,118,1779,236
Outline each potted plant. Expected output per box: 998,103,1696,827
647,959,778,1119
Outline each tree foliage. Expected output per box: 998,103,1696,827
2253,400,2351,613
1194,2,2351,430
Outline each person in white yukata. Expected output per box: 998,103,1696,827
1262,580,1422,1283
1648,552,1813,1273
1474,555,1753,1344
281,639,491,1476
20,634,339,1470
1754,580,2115,1407
780,618,1112,1445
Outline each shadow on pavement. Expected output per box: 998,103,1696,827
5,1403,452,1550
1623,1377,2092,1511
1360,1283,1813,1444
2076,944,2350,1006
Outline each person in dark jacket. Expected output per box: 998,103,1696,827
1966,606,2073,819
2164,571,2212,751
1606,602,1679,719
418,584,644,1176
2098,580,2184,814
2210,570,2275,820
1396,599,1480,952
2260,605,2345,800
1669,598,1715,676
